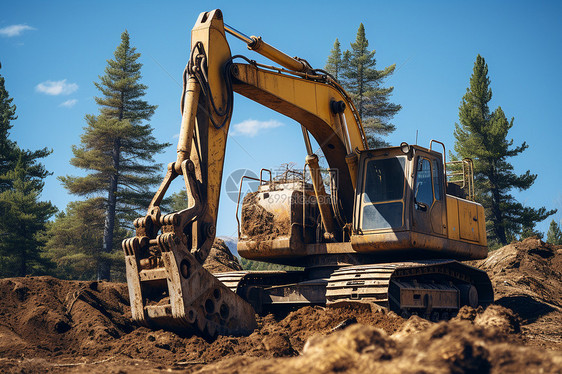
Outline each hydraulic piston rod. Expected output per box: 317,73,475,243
224,23,312,74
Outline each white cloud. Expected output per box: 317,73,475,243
59,99,77,108
35,79,78,96
230,119,284,137
0,24,36,37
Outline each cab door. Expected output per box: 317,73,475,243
412,156,446,236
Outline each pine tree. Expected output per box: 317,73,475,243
44,199,126,280
58,31,170,280
546,219,562,245
453,55,556,246
0,159,56,277
0,64,55,277
340,24,401,148
325,39,343,80
0,65,18,189
167,189,188,213
0,65,50,192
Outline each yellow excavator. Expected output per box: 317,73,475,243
122,9,493,337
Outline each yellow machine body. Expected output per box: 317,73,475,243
239,145,487,265
123,9,493,337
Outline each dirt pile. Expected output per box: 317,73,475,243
0,280,404,373
200,305,561,374
473,237,562,305
0,276,136,372
241,192,275,238
471,237,562,349
202,238,243,273
241,192,290,240
0,238,561,372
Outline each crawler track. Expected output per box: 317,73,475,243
215,260,493,317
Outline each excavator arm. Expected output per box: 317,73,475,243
232,63,364,223
122,9,368,336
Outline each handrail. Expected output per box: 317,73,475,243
260,168,272,186
429,139,447,183
446,158,475,201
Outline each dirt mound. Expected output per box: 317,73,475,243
111,304,402,368
471,237,562,349
474,237,562,305
202,238,243,273
0,278,404,373
200,305,562,374
0,276,136,372
0,238,561,372
241,192,290,240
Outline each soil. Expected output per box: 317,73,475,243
240,192,290,241
241,192,275,238
0,237,560,373
202,238,243,273
470,237,562,351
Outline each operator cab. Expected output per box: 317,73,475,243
354,143,445,237
351,142,487,260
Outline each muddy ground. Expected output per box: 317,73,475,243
0,237,561,373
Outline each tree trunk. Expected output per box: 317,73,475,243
491,192,507,244
99,138,120,281
490,166,507,245
18,228,26,277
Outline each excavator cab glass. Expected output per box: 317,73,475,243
414,158,433,210
360,155,407,231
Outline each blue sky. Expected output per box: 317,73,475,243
1,0,561,238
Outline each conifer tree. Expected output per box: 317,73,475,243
546,219,562,245
59,31,170,280
0,64,55,277
453,55,555,245
0,159,56,277
168,189,189,213
0,65,50,192
339,24,401,148
325,39,343,80
0,66,18,189
44,199,126,280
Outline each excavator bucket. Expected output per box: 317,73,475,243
123,232,256,337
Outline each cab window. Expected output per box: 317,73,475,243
361,156,406,230
415,158,433,207
364,157,406,203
